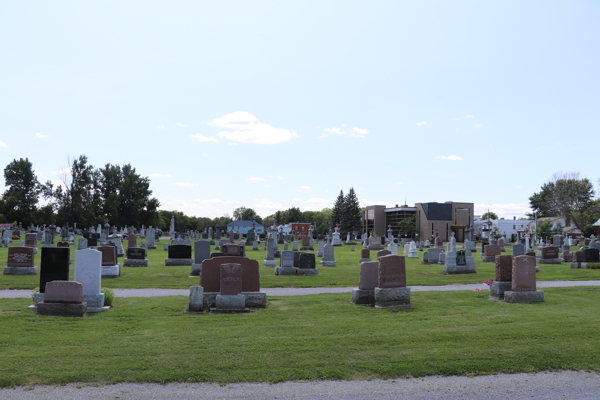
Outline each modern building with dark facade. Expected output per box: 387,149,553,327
415,201,474,242
363,204,417,238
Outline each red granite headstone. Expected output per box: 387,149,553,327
359,261,379,290
376,249,391,260
7,247,34,268
44,281,84,303
495,255,513,281
201,256,260,292
220,263,242,295
541,246,559,259
512,255,536,292
484,245,501,257
377,255,406,288
360,248,370,258
97,246,116,266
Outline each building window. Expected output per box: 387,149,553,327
513,225,516,229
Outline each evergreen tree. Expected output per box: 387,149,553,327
341,187,361,235
331,190,344,229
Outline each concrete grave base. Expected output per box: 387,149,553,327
537,258,561,264
320,260,337,267
164,258,193,266
242,291,267,308
444,264,476,274
264,259,277,267
211,294,250,314
191,263,201,276
203,291,267,308
4,266,37,275
101,264,120,278
37,302,88,317
359,258,372,263
504,290,545,303
275,266,297,275
296,268,319,276
147,245,156,249
300,246,313,251
84,293,105,308
368,245,384,251
579,262,599,269
186,286,204,313
351,289,375,306
124,259,148,267
480,256,496,263
489,281,512,300
375,287,411,309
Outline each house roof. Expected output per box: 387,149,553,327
592,219,600,227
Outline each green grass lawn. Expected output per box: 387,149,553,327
0,287,599,387
0,237,598,290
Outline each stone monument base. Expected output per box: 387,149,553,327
504,290,544,303
351,289,375,306
320,260,337,267
489,281,512,300
537,258,561,264
264,259,276,267
202,291,267,308
191,263,202,276
480,255,496,262
359,257,372,263
374,287,411,309
300,246,313,251
4,267,37,275
164,258,193,266
147,245,156,249
101,264,120,278
296,268,319,276
37,302,88,317
124,259,148,267
275,266,297,275
210,294,250,314
444,264,476,274
368,245,384,251
84,293,105,308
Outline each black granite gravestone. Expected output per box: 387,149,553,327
456,250,466,266
168,244,192,259
583,248,599,263
298,253,316,269
40,247,69,293
88,237,98,247
127,247,146,260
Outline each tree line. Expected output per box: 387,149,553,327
529,171,600,236
0,156,160,229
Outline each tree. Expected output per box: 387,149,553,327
119,164,159,227
233,207,248,220
2,158,41,225
528,183,555,218
536,219,553,240
286,207,302,223
397,215,417,238
341,187,361,235
490,226,502,240
331,190,344,228
481,211,498,220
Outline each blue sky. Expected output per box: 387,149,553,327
1,1,599,219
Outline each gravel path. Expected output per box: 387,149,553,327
1,280,600,299
0,371,598,400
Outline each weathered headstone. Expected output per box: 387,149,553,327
352,261,379,305
320,244,336,266
36,281,87,317
74,249,105,308
489,255,513,299
504,255,544,303
360,248,371,262
482,244,501,262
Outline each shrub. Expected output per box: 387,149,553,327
101,288,115,307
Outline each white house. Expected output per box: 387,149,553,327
474,216,531,241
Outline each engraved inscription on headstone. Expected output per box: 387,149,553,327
220,263,243,295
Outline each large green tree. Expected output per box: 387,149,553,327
2,158,41,225
341,187,361,235
481,211,498,220
331,190,344,229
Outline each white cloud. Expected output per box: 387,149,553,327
359,198,393,207
229,143,238,146
172,182,197,188
189,134,218,143
159,198,242,219
149,173,172,178
209,111,298,145
475,203,532,219
176,123,189,127
0,140,8,148
275,175,285,180
394,182,403,185
473,124,483,129
513,185,523,189
34,171,45,178
201,153,208,156
248,177,265,183
35,133,49,138
299,186,311,191
415,122,428,126
157,125,167,130
464,115,475,119
435,155,463,161
319,126,369,139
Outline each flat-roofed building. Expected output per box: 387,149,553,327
363,204,417,238
415,201,474,242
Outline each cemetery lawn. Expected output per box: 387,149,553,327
1,286,600,387
1,239,600,290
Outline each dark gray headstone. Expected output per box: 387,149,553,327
40,247,70,293
168,244,192,259
127,247,146,260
